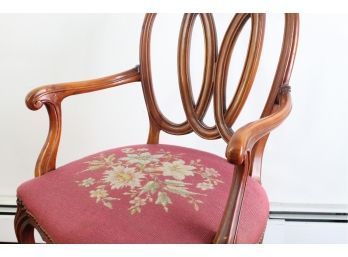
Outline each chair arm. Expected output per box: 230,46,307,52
226,86,292,165
214,86,292,243
26,66,141,177
26,66,141,110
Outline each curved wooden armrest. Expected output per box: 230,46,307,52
214,86,292,244
26,66,141,110
26,66,141,177
226,85,292,165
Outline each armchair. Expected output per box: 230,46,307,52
15,13,299,244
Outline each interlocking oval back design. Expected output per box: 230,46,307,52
139,13,299,143
140,13,219,138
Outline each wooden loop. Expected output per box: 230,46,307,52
141,14,221,137
140,14,190,135
214,14,266,142
178,13,221,139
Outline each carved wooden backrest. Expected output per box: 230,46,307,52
139,13,299,145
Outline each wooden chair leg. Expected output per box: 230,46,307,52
14,199,35,243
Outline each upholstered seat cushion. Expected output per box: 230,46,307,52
17,144,269,243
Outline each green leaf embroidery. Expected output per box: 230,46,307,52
164,179,191,187
103,201,113,209
164,185,197,197
155,191,172,212
141,181,160,194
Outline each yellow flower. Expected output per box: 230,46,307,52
103,166,145,189
161,160,195,180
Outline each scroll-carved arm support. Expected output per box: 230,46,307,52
226,85,292,165
214,85,292,244
25,66,141,177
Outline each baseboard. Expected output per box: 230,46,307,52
269,211,348,223
270,202,348,213
269,202,348,222
0,196,16,217
0,206,16,215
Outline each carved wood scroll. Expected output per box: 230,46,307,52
26,67,141,176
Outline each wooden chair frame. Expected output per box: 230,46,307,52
15,13,299,244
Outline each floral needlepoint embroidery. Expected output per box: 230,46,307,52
90,188,108,201
120,152,163,165
161,160,195,180
103,166,145,189
78,177,95,187
76,147,223,214
89,186,119,209
196,182,214,191
121,147,135,153
155,191,172,212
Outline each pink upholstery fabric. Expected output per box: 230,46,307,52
17,144,269,243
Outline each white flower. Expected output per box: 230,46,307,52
202,168,220,178
90,188,109,202
161,160,195,180
78,177,95,187
121,148,135,153
103,166,145,189
196,182,214,191
120,152,163,165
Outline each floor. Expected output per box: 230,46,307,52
1,215,348,243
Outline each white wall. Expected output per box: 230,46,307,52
0,14,347,209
